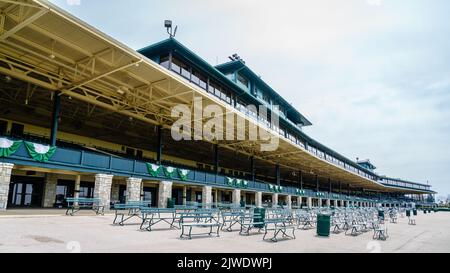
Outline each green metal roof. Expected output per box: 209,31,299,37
138,38,312,127
137,38,430,189
215,60,312,127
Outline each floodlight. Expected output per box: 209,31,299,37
164,20,178,38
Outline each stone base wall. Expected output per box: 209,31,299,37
94,174,113,210
43,173,58,208
126,178,142,202
0,163,14,210
158,181,172,208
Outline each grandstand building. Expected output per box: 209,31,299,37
0,0,434,211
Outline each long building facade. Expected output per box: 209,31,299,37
0,0,435,211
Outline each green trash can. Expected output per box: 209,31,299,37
413,209,417,216
424,209,427,214
253,208,266,229
406,209,411,217
378,210,385,220
167,198,175,208
317,214,331,237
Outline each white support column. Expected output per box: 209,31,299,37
318,198,322,208
74,175,81,199
43,173,58,208
190,188,196,203
158,181,173,208
202,186,212,208
214,189,218,208
218,190,222,204
307,197,312,208
126,177,142,202
94,174,113,211
241,192,245,205
286,195,292,209
326,199,331,208
272,193,279,208
0,163,14,210
182,186,187,205
73,175,81,207
255,192,262,208
232,189,241,207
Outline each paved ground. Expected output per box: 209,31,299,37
0,210,449,253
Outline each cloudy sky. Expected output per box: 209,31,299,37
49,0,450,196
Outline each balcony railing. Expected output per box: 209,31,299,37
0,137,395,203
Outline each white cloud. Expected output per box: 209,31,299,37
366,0,383,6
66,0,81,6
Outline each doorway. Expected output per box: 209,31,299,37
8,176,44,208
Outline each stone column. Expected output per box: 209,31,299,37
318,198,322,208
202,186,212,208
126,177,142,202
218,190,222,204
214,189,218,208
94,174,113,211
73,175,81,206
158,181,172,208
307,197,312,208
255,192,262,208
74,175,81,199
111,182,120,203
272,193,279,208
190,188,196,203
182,186,187,205
43,173,58,208
286,195,292,209
232,189,241,207
326,199,331,207
0,163,14,211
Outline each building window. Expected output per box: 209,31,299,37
0,120,7,136
126,147,135,157
237,73,249,88
136,150,143,159
172,57,190,79
10,123,24,137
160,54,170,69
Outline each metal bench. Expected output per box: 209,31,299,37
345,219,364,236
239,212,264,236
372,221,388,240
221,209,244,232
65,198,104,216
179,213,221,240
113,201,151,225
263,217,296,242
332,216,345,234
389,212,398,224
297,213,315,230
140,208,177,231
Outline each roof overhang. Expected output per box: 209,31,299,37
0,0,429,194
